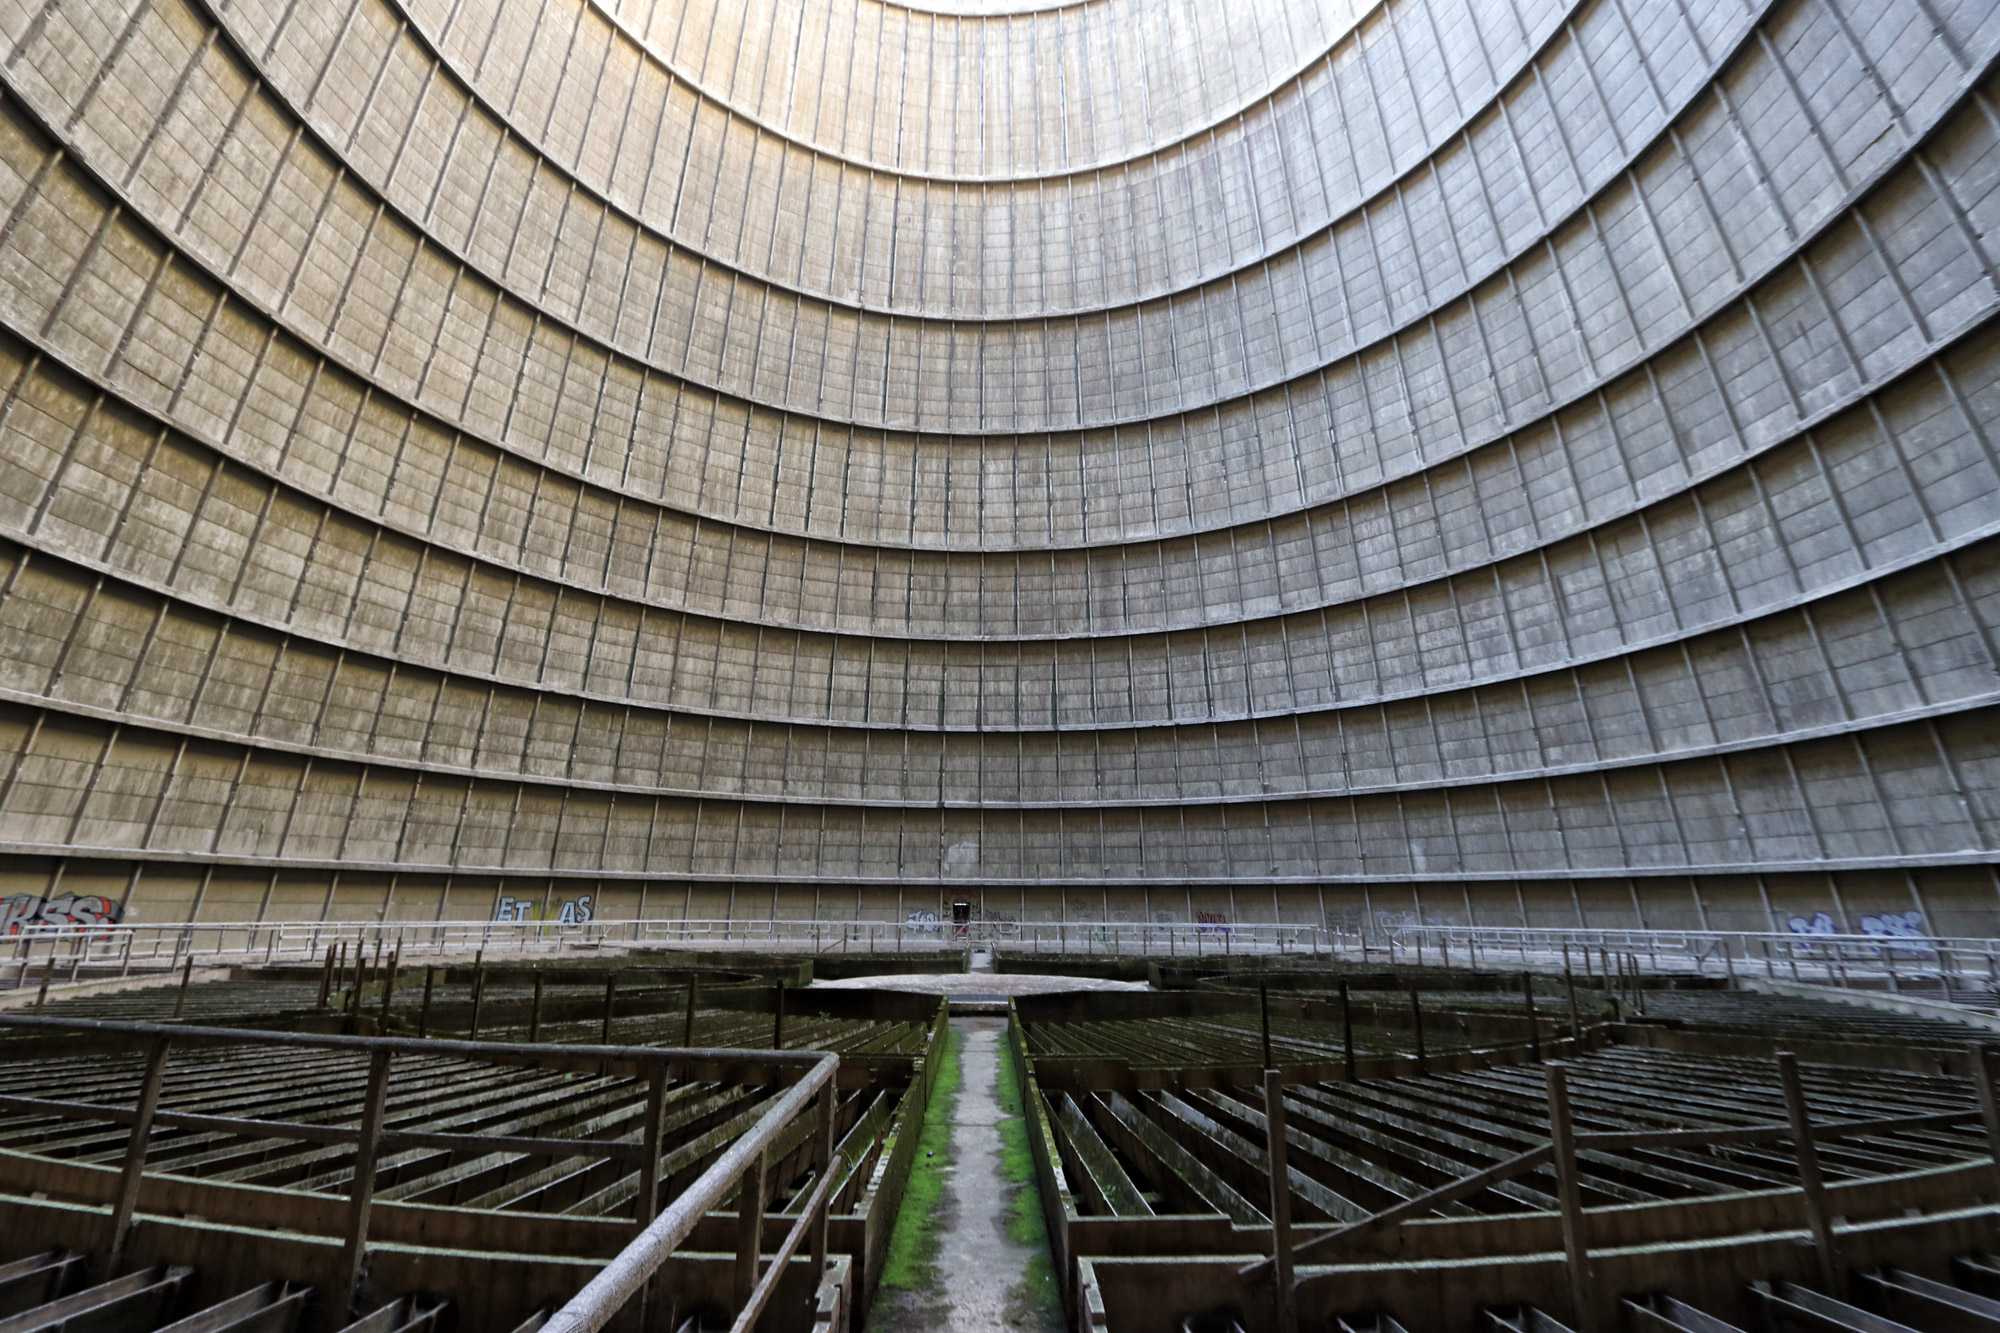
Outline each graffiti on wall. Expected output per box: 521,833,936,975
1784,909,1931,955
1374,910,1462,939
1859,909,1929,942
904,911,941,934
1322,907,1366,938
1195,911,1230,934
1,893,122,936
971,906,1020,938
493,895,593,924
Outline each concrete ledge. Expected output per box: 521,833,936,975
1737,976,2000,1033
0,968,228,1009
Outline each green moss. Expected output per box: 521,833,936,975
878,1026,963,1291
995,1032,1064,1324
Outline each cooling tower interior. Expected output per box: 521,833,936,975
0,0,1991,946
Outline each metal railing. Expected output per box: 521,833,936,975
1352,922,2000,997
0,1013,839,1331
6,916,1999,997
0,916,1348,981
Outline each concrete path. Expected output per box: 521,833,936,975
868,1017,1063,1333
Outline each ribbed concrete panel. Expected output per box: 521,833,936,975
0,0,1996,937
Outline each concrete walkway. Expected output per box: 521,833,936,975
869,1017,1063,1333
812,971,1146,995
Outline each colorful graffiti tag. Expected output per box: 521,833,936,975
1,893,122,936
1858,909,1929,942
1784,908,1931,955
492,895,593,924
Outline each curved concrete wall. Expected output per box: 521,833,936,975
0,0,1996,936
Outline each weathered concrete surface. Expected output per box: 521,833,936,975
870,1019,1063,1333
0,0,1994,945
1735,976,2000,1031
0,969,229,1010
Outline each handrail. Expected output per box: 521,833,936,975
726,1150,843,1333
7,916,1994,958
0,1012,842,1330
9,916,1998,1010
541,1056,840,1333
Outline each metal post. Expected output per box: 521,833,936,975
1564,962,1581,1049
601,973,619,1045
1260,1070,1297,1333
171,955,193,1019
1409,985,1426,1074
417,966,434,1038
812,1081,838,1274
637,1070,667,1229
684,977,700,1046
468,951,486,1040
349,946,369,1016
1259,984,1273,1071
772,982,786,1050
1545,1063,1594,1333
734,1148,769,1306
529,969,544,1042
33,949,55,1009
1776,1052,1838,1290
1521,973,1541,1062
1969,1044,2000,1202
339,1050,393,1311
317,945,335,1008
106,1037,170,1266
1339,977,1356,1081
376,949,398,1028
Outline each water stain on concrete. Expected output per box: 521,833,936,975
868,1017,1064,1333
